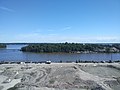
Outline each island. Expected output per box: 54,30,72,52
0,44,6,48
21,43,120,53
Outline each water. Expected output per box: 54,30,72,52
7,44,27,49
0,45,120,62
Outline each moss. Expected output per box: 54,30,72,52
49,79,55,84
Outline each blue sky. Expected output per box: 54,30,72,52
0,0,120,43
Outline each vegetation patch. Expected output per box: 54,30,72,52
21,43,120,53
49,79,55,84
0,44,6,48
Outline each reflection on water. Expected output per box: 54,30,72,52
0,45,120,62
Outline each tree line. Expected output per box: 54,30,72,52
0,44,6,48
21,43,120,53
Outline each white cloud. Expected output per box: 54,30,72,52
3,35,120,43
43,26,72,33
96,37,119,43
47,29,55,32
12,33,57,43
48,34,58,36
77,36,120,43
62,26,71,31
0,6,14,12
0,31,120,43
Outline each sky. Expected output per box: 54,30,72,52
0,0,120,43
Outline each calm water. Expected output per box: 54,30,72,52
0,45,120,62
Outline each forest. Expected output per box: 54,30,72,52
21,43,120,53
0,44,6,48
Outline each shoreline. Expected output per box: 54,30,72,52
0,60,120,64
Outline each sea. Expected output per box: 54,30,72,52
0,44,120,62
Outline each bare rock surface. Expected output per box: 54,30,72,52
0,63,120,90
